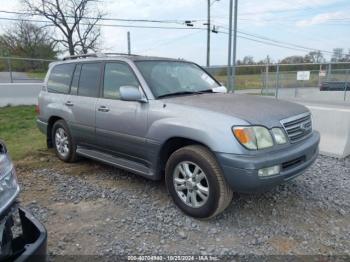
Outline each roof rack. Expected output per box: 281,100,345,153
103,52,141,57
62,52,141,61
62,53,98,61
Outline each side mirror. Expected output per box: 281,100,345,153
212,85,227,93
120,86,146,102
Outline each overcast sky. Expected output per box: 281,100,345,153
0,0,349,65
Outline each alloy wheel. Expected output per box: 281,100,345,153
173,161,209,208
55,127,70,158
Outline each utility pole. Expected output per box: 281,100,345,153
206,0,220,67
227,0,238,92
227,0,233,91
127,31,131,55
206,0,210,67
231,0,238,92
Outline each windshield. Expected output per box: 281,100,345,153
135,61,220,98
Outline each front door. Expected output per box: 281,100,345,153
95,62,148,163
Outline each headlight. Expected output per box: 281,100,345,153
0,143,20,212
271,128,287,144
233,126,274,150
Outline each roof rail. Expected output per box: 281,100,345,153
62,53,98,61
62,52,142,61
103,52,141,57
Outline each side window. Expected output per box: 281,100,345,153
78,63,101,97
103,62,139,100
70,64,82,95
47,63,75,94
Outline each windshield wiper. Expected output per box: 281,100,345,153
157,90,213,99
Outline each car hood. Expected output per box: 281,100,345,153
161,93,309,128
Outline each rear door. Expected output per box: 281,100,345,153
95,61,148,163
67,62,102,146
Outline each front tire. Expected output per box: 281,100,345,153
52,120,78,162
165,145,233,219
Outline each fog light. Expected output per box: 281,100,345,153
258,165,280,177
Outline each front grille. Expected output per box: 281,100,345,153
281,113,312,143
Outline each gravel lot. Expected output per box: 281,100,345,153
15,153,350,259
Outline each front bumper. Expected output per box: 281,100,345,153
216,131,320,193
0,206,47,262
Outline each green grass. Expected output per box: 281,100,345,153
215,74,262,90
27,72,47,80
0,106,46,160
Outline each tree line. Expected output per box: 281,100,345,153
237,49,350,66
0,0,102,72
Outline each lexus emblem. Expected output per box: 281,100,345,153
300,123,310,132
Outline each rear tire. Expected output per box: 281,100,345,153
52,120,78,163
165,145,233,219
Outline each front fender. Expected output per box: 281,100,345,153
146,115,246,154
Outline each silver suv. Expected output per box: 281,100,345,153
37,53,320,218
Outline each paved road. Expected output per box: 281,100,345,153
0,71,43,83
236,87,350,103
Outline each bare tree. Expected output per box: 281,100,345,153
22,0,104,55
242,56,254,65
331,48,344,62
280,55,304,64
304,51,325,63
0,21,57,71
0,20,57,58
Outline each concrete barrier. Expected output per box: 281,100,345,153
0,83,43,107
291,99,350,158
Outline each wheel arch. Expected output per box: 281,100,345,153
157,137,213,178
46,116,64,148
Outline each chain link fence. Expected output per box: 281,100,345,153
206,62,350,102
0,56,54,83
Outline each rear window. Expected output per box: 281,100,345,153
47,63,75,94
78,63,101,97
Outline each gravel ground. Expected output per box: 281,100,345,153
15,154,350,260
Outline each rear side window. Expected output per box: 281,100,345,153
78,63,101,97
47,64,75,94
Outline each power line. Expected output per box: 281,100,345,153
0,10,190,25
0,16,338,55
0,16,205,30
218,25,334,54
218,30,336,55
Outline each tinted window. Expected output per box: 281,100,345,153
78,63,101,97
47,63,75,94
103,63,139,99
70,64,82,95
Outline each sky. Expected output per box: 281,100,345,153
0,0,349,66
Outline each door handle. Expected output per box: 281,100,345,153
65,101,74,107
98,106,110,112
